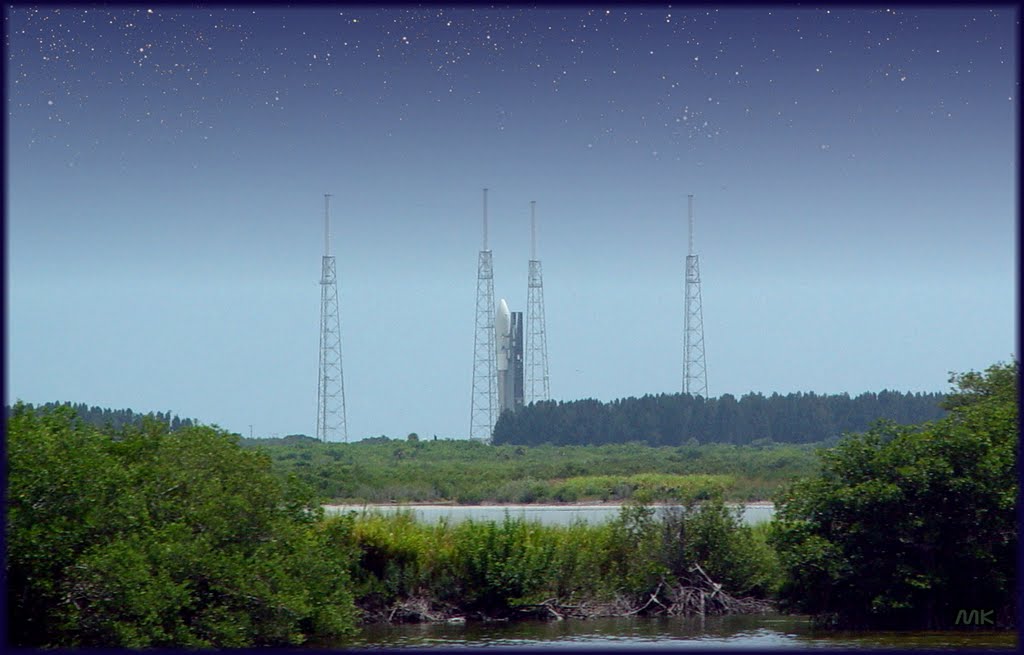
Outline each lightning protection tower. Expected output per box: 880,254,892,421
682,194,708,398
470,188,497,440
317,194,348,442
525,201,550,404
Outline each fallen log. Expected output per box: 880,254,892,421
368,566,774,626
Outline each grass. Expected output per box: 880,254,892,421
240,438,821,505
330,497,784,621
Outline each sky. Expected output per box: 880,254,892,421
5,5,1018,441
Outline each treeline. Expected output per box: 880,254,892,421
5,401,198,432
493,390,947,446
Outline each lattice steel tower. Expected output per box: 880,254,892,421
683,194,708,398
469,188,497,440
525,201,550,404
317,193,348,442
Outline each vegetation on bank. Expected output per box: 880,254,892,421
5,403,777,647
770,362,1018,629
6,362,1015,646
237,438,821,504
329,500,779,625
6,406,358,648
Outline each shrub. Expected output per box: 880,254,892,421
346,511,429,610
441,517,558,612
5,405,358,647
770,362,1018,628
679,498,781,597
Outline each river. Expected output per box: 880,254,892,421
323,502,776,525
329,614,1015,650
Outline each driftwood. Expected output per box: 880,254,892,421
376,596,458,624
507,566,772,621
371,566,773,625
624,580,666,615
514,598,584,621
662,565,774,617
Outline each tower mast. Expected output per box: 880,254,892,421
470,188,497,440
317,193,348,442
526,200,550,404
683,194,708,398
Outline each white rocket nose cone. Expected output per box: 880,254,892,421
496,298,511,336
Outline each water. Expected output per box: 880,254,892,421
331,614,1016,650
324,503,776,526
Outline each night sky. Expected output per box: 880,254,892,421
6,6,1017,440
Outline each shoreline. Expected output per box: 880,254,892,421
324,500,776,511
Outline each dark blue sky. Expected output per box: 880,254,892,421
6,6,1017,439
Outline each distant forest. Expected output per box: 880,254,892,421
6,401,199,433
492,390,948,446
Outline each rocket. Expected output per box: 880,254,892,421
496,298,511,370
496,298,511,412
496,298,524,416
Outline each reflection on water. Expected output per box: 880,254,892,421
323,503,776,526
333,614,1016,650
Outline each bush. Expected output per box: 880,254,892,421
441,517,559,612
455,486,486,505
678,499,781,597
320,496,780,621
770,362,1018,628
346,511,430,610
598,502,667,595
5,405,358,647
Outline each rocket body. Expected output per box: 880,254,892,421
496,299,511,373
496,298,511,414
495,298,524,417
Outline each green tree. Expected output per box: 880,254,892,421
6,404,358,647
770,361,1018,628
